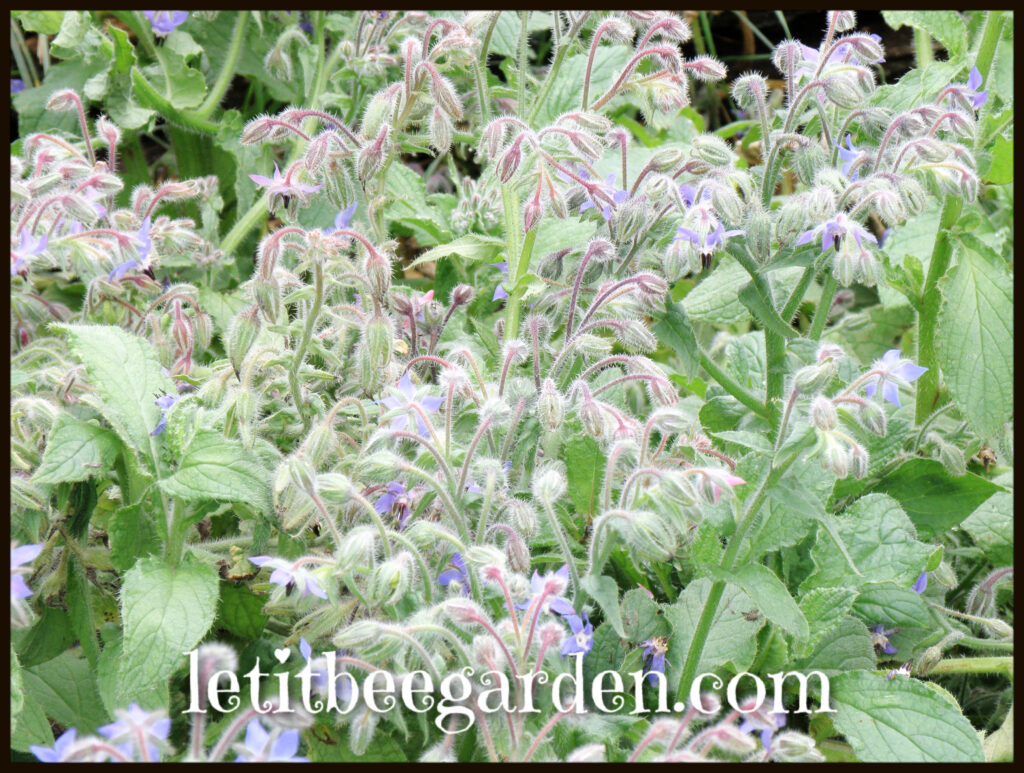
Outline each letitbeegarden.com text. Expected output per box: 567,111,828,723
185,647,834,734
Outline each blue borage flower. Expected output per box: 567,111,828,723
912,571,928,594
836,133,867,179
11,230,49,276
98,703,172,762
864,349,927,408
516,564,575,616
796,211,876,254
249,556,327,600
438,552,471,596
561,613,594,657
11,543,42,602
143,11,189,37
491,261,509,302
234,719,308,763
869,623,899,655
109,217,153,282
739,710,787,750
375,480,413,529
150,393,177,436
380,371,444,438
640,635,669,686
30,727,80,762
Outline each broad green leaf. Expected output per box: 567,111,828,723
882,11,968,57
561,435,604,517
15,606,76,668
705,564,809,640
307,724,409,762
66,554,100,668
33,414,122,484
871,458,1002,540
738,281,798,339
801,493,934,592
936,237,1014,438
581,575,626,638
159,430,269,506
653,299,700,378
794,616,876,675
619,587,669,641
108,504,162,571
217,582,271,640
10,693,53,753
852,582,932,629
14,10,65,34
407,234,505,268
831,671,984,762
535,46,633,126
97,629,170,715
983,135,1013,185
797,587,858,657
665,579,764,692
529,216,597,263
868,59,963,114
12,57,109,136
11,645,24,736
58,324,176,456
119,557,220,695
21,650,110,734
683,257,803,326
961,491,1013,566
151,30,207,109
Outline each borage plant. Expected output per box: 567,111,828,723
10,9,1013,763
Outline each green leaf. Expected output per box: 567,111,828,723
535,46,633,126
12,57,110,136
21,650,110,734
653,299,700,378
33,414,122,484
151,30,207,109
666,579,764,692
119,557,220,695
852,582,932,629
936,236,1014,438
797,587,858,657
159,430,269,506
705,564,809,640
66,553,100,668
983,134,1013,184
794,616,876,675
561,435,605,517
882,11,968,57
738,281,798,339
868,59,964,114
11,645,24,736
581,575,626,638
10,693,53,753
96,629,170,716
801,493,934,592
217,582,270,640
961,491,1013,566
58,324,176,456
683,257,804,326
108,504,162,571
407,234,505,268
831,671,984,762
14,10,65,34
871,458,1002,540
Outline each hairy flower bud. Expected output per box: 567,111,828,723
650,146,686,172
226,306,260,377
849,442,869,479
810,395,839,431
252,276,282,322
536,378,565,431
356,312,393,394
691,135,734,168
855,399,887,436
429,106,453,154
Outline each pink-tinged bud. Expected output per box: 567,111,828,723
810,395,839,431
429,73,463,120
710,725,758,755
357,125,391,185
428,107,452,154
558,111,613,132
580,396,607,440
849,442,869,479
443,598,485,626
845,33,884,63
172,302,194,355
240,115,275,145
829,11,857,32
364,248,393,298
687,55,727,82
523,192,544,233
253,275,282,322
482,118,508,160
95,115,121,148
504,530,531,573
45,89,81,112
451,284,475,306
497,139,523,184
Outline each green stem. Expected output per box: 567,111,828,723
193,11,249,119
928,656,1013,678
541,499,581,607
913,28,934,67
131,68,220,135
916,11,1004,424
677,440,807,696
289,262,324,433
505,225,537,342
733,249,786,413
516,11,530,116
527,13,589,125
698,347,772,421
809,275,836,341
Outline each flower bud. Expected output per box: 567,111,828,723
532,463,567,503
537,378,565,431
357,313,393,394
823,74,866,109
932,560,957,590
983,618,1014,639
252,275,282,322
829,11,857,32
650,146,687,172
770,732,826,762
371,552,412,605
45,88,82,112
849,442,869,479
711,725,758,755
580,396,607,440
226,306,260,377
505,497,539,538
357,125,391,185
567,744,606,762
856,399,887,436
929,433,967,477
348,706,380,756
451,284,475,306
429,106,452,154
265,44,294,81
333,620,383,649
288,455,318,496
731,73,767,111
691,135,734,168
810,395,839,431
743,207,773,260
628,512,676,561
504,530,531,573
364,249,393,298
794,360,838,393
335,525,378,574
